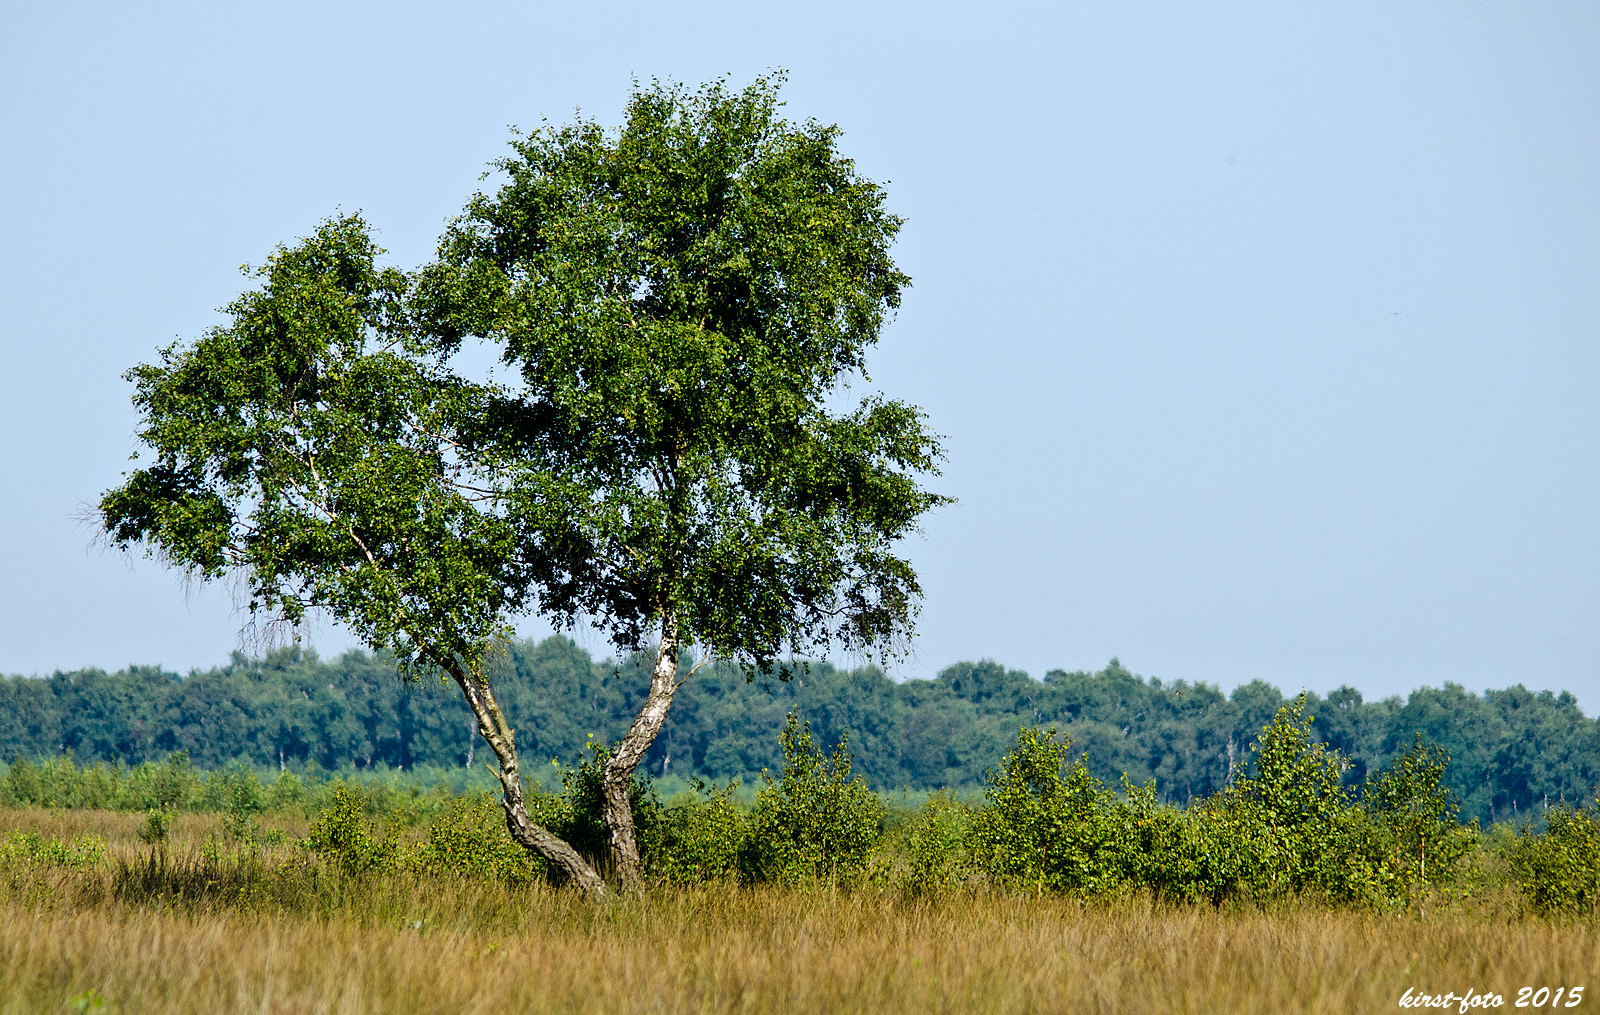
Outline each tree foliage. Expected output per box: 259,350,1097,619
417,74,945,669
99,217,517,673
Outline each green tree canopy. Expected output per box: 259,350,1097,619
419,74,942,666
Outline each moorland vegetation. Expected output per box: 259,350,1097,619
3,696,1597,914
4,692,1597,1012
3,635,1595,828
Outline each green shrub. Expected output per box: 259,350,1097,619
200,763,265,814
1,753,193,811
541,738,664,874
304,784,399,877
958,701,1438,906
266,770,307,812
1507,800,1600,917
6,758,42,806
5,756,91,808
39,758,119,809
1363,734,1477,892
740,712,885,886
1116,777,1205,901
409,795,544,885
150,751,197,811
136,809,170,846
650,779,747,884
200,763,268,846
899,791,972,895
966,726,1127,895
82,762,120,809
31,757,74,808
1208,695,1391,904
0,831,106,869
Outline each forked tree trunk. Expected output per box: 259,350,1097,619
602,614,681,893
444,658,608,899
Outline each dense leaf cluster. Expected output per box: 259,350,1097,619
416,75,945,665
944,700,1482,906
3,636,1596,826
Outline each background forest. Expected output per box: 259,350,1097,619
3,636,1594,827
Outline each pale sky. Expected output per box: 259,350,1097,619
2,2,1596,711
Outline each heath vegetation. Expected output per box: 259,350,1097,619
1,699,1598,1013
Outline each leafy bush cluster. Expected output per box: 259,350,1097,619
951,698,1485,906
1507,799,1600,917
648,778,746,884
738,715,886,886
163,698,1595,914
299,711,885,890
4,751,202,812
304,785,402,877
0,750,477,829
2,751,321,815
297,745,664,887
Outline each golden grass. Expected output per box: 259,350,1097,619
0,806,311,852
4,889,1597,1014
1,810,1596,1014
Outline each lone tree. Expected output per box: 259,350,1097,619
100,75,946,895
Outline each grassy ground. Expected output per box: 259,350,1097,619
1,809,1595,1015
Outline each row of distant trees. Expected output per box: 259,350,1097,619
3,636,1594,826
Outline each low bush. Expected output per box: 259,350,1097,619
304,785,400,877
1207,696,1388,903
960,697,1483,908
739,712,885,886
410,795,545,885
0,697,1541,912
1116,777,1202,901
537,737,664,876
265,770,306,811
136,809,169,846
2,750,202,812
1507,799,1600,917
966,726,1128,895
1362,734,1478,895
652,779,747,884
898,790,971,895
0,830,106,869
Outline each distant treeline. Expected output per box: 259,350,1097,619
3,637,1595,826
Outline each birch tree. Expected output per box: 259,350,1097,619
101,74,946,895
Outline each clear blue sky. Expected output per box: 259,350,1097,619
2,2,1595,711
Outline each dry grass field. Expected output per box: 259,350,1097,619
1,808,1595,1015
